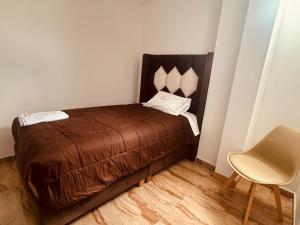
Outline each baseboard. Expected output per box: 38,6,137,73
262,184,294,199
195,157,216,171
0,155,15,164
212,171,237,188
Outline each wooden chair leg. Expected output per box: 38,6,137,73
223,172,239,191
232,175,242,188
249,182,254,194
243,182,257,225
273,185,283,222
138,179,145,187
235,175,242,183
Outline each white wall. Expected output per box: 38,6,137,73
215,0,279,176
197,0,249,165
141,0,222,54
245,0,300,192
0,0,142,158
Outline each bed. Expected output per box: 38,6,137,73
12,53,213,224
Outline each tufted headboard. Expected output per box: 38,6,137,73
139,53,214,131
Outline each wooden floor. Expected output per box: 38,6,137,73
0,159,293,225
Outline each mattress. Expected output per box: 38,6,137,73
12,104,196,209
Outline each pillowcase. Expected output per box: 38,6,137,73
142,91,191,116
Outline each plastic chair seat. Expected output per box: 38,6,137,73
228,152,292,185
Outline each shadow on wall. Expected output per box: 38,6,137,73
0,127,15,158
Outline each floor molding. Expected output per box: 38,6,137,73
195,158,216,171
0,155,15,164
212,171,237,188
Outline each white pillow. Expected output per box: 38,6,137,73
142,91,191,116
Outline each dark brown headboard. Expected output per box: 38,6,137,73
139,53,214,131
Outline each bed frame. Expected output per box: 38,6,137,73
27,53,214,225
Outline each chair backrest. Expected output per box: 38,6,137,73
249,125,300,178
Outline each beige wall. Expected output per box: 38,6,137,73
215,0,279,176
141,0,222,54
0,0,142,158
245,0,300,192
197,0,249,165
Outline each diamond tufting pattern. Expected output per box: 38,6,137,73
181,68,199,97
153,66,199,97
154,66,167,91
166,67,182,93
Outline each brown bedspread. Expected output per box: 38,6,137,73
12,104,196,210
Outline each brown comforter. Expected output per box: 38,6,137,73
12,104,196,209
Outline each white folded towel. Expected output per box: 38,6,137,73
18,111,69,126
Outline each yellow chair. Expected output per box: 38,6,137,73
223,125,300,225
